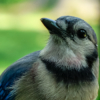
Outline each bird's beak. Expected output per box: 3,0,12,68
41,18,60,33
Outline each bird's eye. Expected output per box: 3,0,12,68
77,29,87,39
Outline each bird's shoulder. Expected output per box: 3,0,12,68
0,51,40,100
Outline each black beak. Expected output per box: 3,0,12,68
41,18,60,33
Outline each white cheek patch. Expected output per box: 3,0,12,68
40,38,87,70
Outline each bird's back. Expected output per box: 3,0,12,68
0,51,40,100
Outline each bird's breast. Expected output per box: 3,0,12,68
34,59,99,100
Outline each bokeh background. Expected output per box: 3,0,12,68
0,0,100,99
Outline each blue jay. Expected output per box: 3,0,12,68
0,16,99,100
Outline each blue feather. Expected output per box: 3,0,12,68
0,51,40,100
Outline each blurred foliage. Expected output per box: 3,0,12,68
0,0,27,4
0,0,59,11
34,0,59,11
0,30,48,67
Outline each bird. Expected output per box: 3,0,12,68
0,16,99,100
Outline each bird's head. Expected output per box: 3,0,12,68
40,16,98,70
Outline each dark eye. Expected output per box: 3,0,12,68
77,29,87,38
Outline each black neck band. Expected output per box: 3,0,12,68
41,58,95,84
